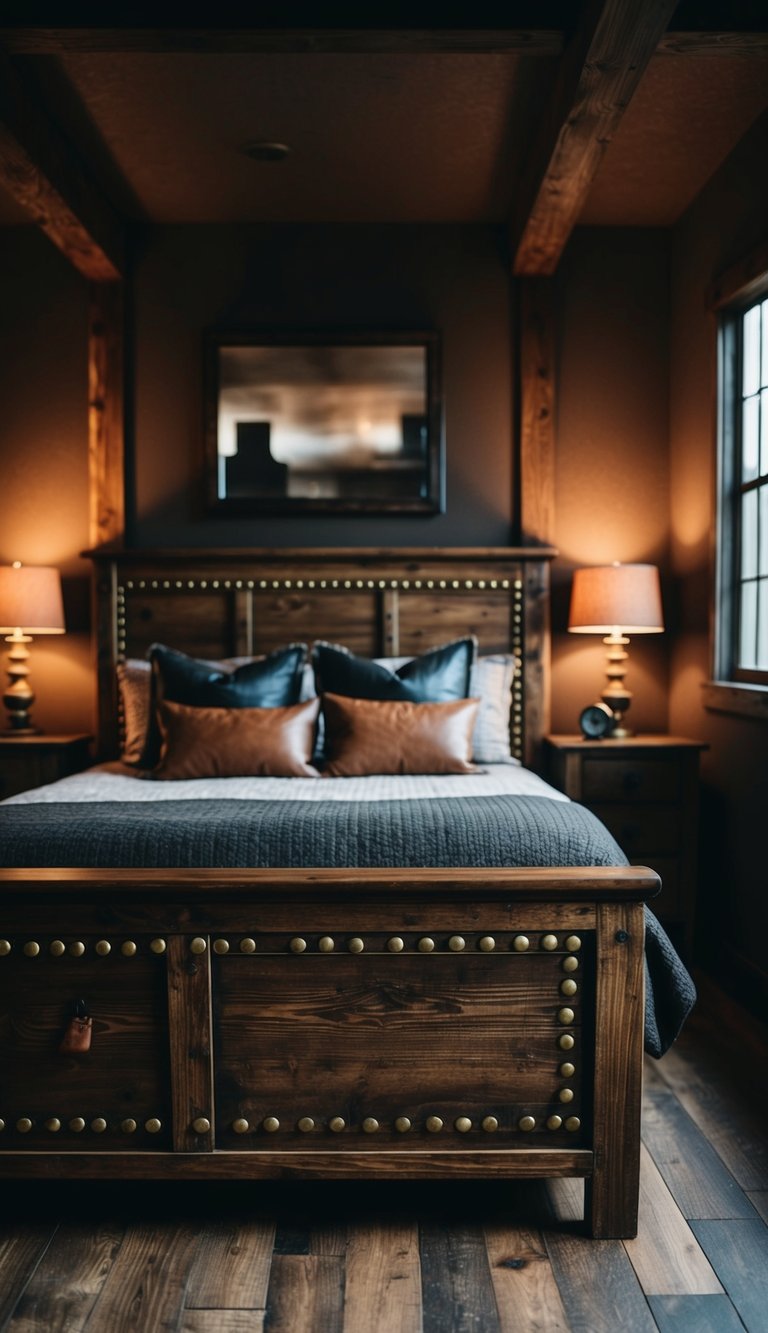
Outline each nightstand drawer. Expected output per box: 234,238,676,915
590,803,681,858
581,758,680,804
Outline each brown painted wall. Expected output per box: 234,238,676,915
0,228,92,735
132,224,514,548
550,228,671,736
668,111,768,1003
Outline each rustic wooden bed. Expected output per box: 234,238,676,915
0,548,657,1238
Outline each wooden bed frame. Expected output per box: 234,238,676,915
0,548,658,1238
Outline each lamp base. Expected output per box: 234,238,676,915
609,723,634,739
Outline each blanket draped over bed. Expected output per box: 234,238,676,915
0,793,695,1058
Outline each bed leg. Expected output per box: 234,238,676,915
585,901,645,1239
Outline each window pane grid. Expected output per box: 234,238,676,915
736,297,768,672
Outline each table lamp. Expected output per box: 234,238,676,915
568,562,663,737
0,562,65,733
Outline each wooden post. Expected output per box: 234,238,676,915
88,281,125,547
166,935,215,1154
517,277,556,547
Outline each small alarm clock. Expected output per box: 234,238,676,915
578,701,615,739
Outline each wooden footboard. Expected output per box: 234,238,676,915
0,866,657,1238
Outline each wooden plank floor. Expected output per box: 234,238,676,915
1,976,766,1333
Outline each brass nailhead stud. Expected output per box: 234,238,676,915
45,1118,61,1133
547,1115,563,1131
91,1118,107,1133
16,1118,33,1133
426,1116,444,1133
565,1117,581,1132
387,937,405,953
233,1118,250,1134
190,937,207,955
560,1062,576,1078
213,939,230,954
145,1118,162,1134
481,1116,499,1133
121,1119,137,1134
558,1008,575,1025
150,938,167,954
418,937,435,953
95,940,111,956
318,936,335,953
541,934,558,951
348,938,365,954
559,1034,575,1051
263,1117,280,1133
0,940,10,956
70,941,86,957
519,1116,536,1132
563,956,579,973
513,936,530,952
329,1116,346,1132
478,936,495,952
559,1088,575,1104
298,1117,315,1132
240,938,256,954
0,1120,5,1132
455,1117,472,1133
362,1117,379,1133
121,941,137,957
560,979,578,997
290,937,307,954
192,1117,211,1134
49,940,66,957
448,936,466,952
23,942,40,957
69,1117,86,1133
395,1117,412,1133
565,935,582,952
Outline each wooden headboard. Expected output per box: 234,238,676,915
87,547,556,770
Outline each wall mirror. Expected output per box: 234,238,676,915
204,332,442,514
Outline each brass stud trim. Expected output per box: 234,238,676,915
150,938,167,955
16,1118,33,1133
348,937,365,954
387,937,405,953
564,935,582,952
213,939,230,954
263,1117,280,1133
395,1117,412,1133
559,1088,575,1104
559,1033,575,1051
513,935,530,952
558,1007,575,1025
481,1116,499,1133
518,1116,536,1132
49,940,66,957
417,937,435,953
563,956,579,972
454,1117,472,1133
362,1117,379,1133
329,1116,346,1132
233,1118,250,1134
240,938,256,954
69,941,86,957
121,941,137,958
91,1118,107,1133
121,1119,138,1134
290,937,307,954
0,1119,5,1132
560,1062,576,1078
426,1116,444,1133
45,1118,61,1133
23,941,40,958
560,979,578,997
192,1117,211,1134
95,940,112,956
318,936,335,953
190,937,207,955
448,935,466,952
145,1118,162,1134
298,1117,315,1132
541,934,558,951
565,1117,581,1132
69,1117,86,1133
0,940,10,956
478,936,495,952
547,1115,563,1131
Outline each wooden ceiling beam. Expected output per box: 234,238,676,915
657,30,768,54
0,53,123,280
511,0,681,277
0,27,565,55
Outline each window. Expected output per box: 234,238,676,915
716,291,768,690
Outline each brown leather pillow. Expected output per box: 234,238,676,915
153,697,320,780
321,693,480,777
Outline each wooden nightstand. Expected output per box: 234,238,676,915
0,734,92,800
544,735,706,960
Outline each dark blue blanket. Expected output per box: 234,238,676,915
0,795,695,1056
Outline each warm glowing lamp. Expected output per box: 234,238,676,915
568,563,663,737
0,562,65,733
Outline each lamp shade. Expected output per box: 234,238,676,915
0,563,65,634
568,563,663,634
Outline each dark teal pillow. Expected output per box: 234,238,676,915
142,642,308,768
311,637,476,704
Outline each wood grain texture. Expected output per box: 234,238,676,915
182,1313,265,1333
166,935,214,1154
185,1220,276,1310
0,1226,58,1327
0,28,566,55
517,277,556,547
512,0,680,275
545,1233,657,1333
264,1255,344,1333
83,1222,201,1332
88,282,125,547
623,1145,723,1296
690,1219,768,1333
484,1224,569,1331
420,1223,498,1333
641,1084,759,1222
5,1222,123,1332
648,1293,746,1333
0,52,123,279
345,1223,422,1333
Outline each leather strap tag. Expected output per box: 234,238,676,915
59,1016,93,1054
